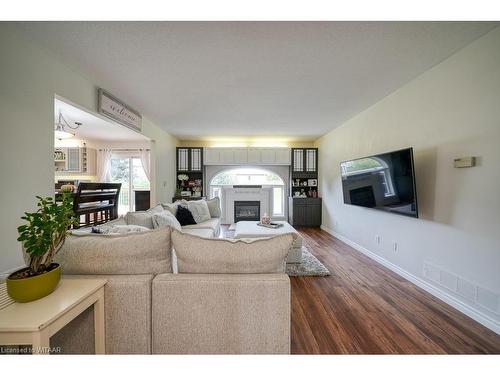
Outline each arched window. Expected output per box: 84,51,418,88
209,168,285,216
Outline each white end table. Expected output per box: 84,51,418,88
0,278,106,354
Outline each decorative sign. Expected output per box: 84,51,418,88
97,89,142,132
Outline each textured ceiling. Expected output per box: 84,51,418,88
17,22,498,140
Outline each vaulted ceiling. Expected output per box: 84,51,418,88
17,22,498,140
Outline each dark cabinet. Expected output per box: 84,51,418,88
177,147,203,172
175,147,204,201
134,190,150,211
291,148,318,174
288,197,322,227
289,148,320,226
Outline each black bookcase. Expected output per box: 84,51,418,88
289,148,321,227
174,147,204,202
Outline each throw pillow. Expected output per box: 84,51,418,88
125,204,164,229
91,224,150,235
162,200,188,215
176,205,197,226
152,210,182,231
205,197,221,218
187,200,211,223
171,229,294,274
56,228,172,274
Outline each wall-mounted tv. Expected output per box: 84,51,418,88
340,147,418,218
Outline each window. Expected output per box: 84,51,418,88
209,168,285,217
110,156,150,215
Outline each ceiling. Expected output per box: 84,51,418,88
55,98,150,142
20,22,498,141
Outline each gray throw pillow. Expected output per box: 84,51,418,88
187,200,211,223
162,200,188,215
152,210,182,231
205,197,221,218
125,204,164,229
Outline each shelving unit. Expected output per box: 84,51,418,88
290,148,319,198
289,148,321,227
54,146,90,173
174,147,204,202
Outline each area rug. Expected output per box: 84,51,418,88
286,249,331,277
222,227,329,276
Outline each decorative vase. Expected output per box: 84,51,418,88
6,263,61,303
261,213,271,225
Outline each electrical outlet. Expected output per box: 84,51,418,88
375,235,381,245
392,241,398,252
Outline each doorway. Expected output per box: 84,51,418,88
110,155,150,215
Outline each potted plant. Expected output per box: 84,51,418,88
7,193,76,303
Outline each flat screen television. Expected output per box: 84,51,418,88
340,147,418,218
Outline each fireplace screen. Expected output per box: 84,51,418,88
234,201,260,222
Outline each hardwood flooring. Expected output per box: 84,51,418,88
290,227,500,354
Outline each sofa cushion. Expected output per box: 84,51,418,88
171,230,293,274
205,197,221,218
181,228,214,238
176,205,197,226
152,210,182,231
181,218,220,237
187,200,211,223
125,204,164,229
56,228,172,274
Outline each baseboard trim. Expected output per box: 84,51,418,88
320,225,500,335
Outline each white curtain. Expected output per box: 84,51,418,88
96,149,112,182
140,149,151,182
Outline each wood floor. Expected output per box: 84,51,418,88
290,227,500,354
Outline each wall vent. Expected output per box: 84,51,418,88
457,278,476,301
423,262,500,315
477,287,499,313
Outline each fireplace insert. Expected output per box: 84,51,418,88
234,201,260,222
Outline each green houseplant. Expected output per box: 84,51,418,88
7,193,76,302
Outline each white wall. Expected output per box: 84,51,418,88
315,27,500,332
0,24,177,275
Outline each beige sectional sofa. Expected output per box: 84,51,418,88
181,218,221,238
53,226,293,354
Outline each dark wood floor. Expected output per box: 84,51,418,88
291,227,500,354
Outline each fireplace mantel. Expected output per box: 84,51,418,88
221,186,272,224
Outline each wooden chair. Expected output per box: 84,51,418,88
72,183,122,229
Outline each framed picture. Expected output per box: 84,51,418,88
180,191,192,197
308,179,318,186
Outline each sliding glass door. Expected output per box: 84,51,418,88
110,156,150,215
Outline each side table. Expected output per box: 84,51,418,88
0,278,106,354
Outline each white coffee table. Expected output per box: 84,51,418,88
0,278,106,354
233,221,303,263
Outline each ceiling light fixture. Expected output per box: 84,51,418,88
54,112,82,139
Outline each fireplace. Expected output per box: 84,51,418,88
234,201,260,222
